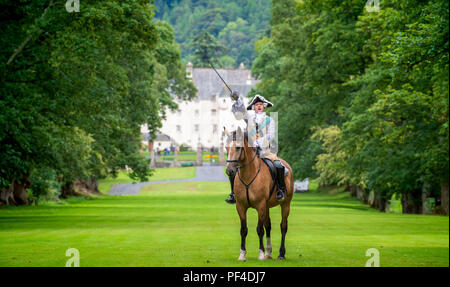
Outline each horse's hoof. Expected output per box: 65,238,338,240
264,255,273,260
277,256,286,260
258,250,266,260
238,250,247,261
225,197,236,204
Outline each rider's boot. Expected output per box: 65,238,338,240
225,173,236,204
274,160,286,201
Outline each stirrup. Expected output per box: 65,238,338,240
226,194,236,204
276,190,285,201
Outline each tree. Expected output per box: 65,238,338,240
218,18,254,67
252,0,448,214
0,0,195,205
153,0,272,66
341,0,449,213
191,30,227,67
252,0,368,180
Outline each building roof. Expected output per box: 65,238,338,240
155,133,172,142
218,84,254,98
189,65,258,100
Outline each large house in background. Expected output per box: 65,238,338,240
142,62,258,151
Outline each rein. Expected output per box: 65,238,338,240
226,146,258,169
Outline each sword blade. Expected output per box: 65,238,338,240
209,61,233,95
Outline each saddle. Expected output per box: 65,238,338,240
261,158,278,200
261,158,276,181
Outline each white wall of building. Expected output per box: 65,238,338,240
158,96,248,150
142,65,256,151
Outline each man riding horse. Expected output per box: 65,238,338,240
225,91,288,204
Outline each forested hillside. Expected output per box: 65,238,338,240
154,0,271,67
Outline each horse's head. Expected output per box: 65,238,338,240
225,126,249,176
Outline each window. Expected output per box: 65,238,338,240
194,124,199,132
213,124,218,134
195,109,199,117
211,109,217,117
176,125,181,133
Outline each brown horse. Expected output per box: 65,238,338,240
225,127,294,261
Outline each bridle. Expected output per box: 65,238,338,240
226,146,258,169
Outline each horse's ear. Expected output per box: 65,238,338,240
242,129,249,148
235,127,244,147
223,127,231,137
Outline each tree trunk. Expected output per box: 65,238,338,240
87,178,100,193
12,175,30,205
441,180,449,215
60,182,75,198
378,194,388,212
356,186,364,201
421,184,432,214
369,191,387,212
0,180,16,206
401,189,423,214
385,199,391,213
75,178,100,194
362,188,370,204
370,191,379,209
349,185,357,197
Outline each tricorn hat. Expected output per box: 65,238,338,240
246,94,273,110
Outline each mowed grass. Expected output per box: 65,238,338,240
98,167,196,194
0,181,448,267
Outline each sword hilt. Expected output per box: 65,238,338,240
231,91,239,101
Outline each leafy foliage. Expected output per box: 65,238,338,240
252,0,449,213
154,0,272,67
0,0,195,203
190,30,227,67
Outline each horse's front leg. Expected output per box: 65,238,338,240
236,204,248,261
256,204,266,260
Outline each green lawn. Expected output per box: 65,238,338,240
0,179,448,267
98,167,196,194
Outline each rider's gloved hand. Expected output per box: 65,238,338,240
231,91,239,101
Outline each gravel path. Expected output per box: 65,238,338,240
109,166,228,195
